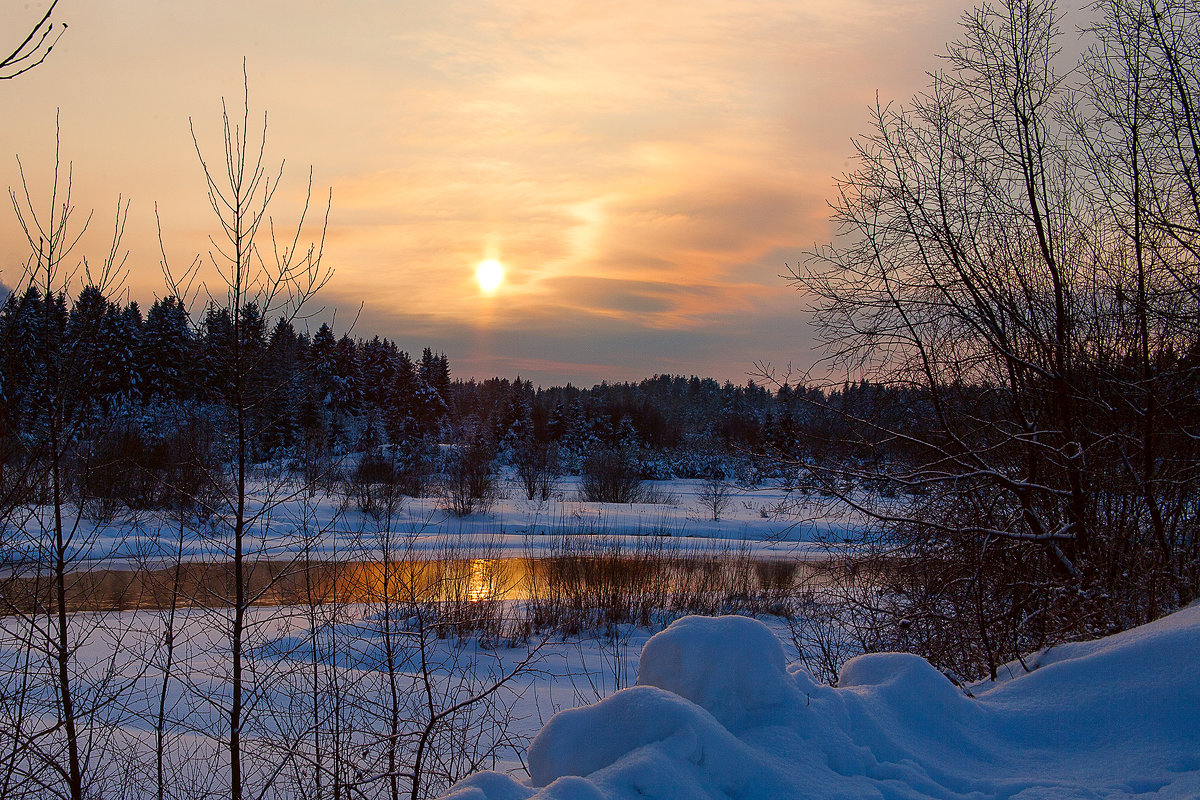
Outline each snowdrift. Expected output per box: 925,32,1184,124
445,607,1200,799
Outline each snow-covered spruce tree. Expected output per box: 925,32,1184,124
384,349,444,496
139,295,192,404
790,0,1200,680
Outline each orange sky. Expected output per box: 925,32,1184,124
1,0,975,386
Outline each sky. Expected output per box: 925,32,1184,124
0,0,975,387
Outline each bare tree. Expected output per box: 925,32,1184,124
159,65,333,800
1,1,66,81
1075,0,1200,611
789,0,1200,679
0,123,138,800
316,527,545,800
508,426,560,503
696,474,734,522
440,416,497,517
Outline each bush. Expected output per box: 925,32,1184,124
74,407,224,520
696,476,734,521
512,438,560,502
441,420,497,516
579,448,643,503
346,449,406,520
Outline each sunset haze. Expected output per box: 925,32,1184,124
1,0,969,385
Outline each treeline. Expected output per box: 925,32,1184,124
0,285,450,446
449,374,809,478
1,281,921,518
0,284,456,513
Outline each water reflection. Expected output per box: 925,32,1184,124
467,559,501,603
308,558,531,607
3,554,830,612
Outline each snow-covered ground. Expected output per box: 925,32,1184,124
9,598,1196,799
447,606,1200,799
35,474,849,567
15,475,1194,798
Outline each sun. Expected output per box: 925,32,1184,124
476,259,504,293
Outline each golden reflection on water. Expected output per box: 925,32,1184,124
330,558,530,605
13,554,829,612
467,559,500,603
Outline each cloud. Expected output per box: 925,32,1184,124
0,0,971,384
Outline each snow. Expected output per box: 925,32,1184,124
631,614,804,732
445,606,1200,799
14,471,1196,799
0,472,848,798
38,474,846,566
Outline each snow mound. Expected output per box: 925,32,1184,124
444,606,1200,799
527,685,748,789
633,614,807,731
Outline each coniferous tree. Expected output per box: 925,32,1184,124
419,347,451,407
333,333,362,414
140,296,192,404
360,335,398,409
309,322,338,408
259,317,303,454
199,303,234,403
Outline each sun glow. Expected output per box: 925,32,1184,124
476,259,504,293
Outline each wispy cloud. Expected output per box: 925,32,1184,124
0,0,970,382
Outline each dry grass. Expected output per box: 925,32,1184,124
1,532,831,645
